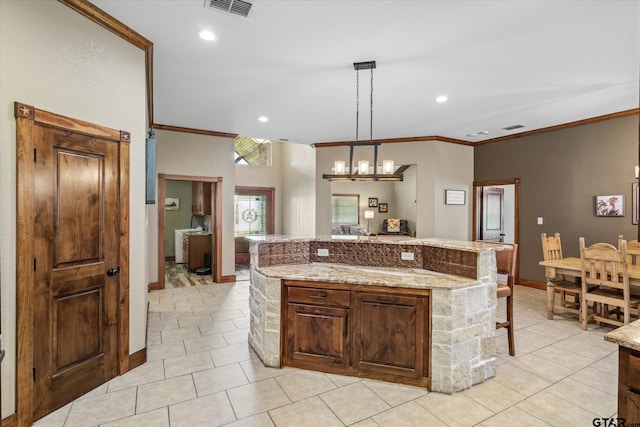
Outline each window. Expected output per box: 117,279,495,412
234,194,267,236
331,194,359,225
234,137,271,166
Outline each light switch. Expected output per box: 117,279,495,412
537,217,543,225
401,252,415,261
317,248,329,257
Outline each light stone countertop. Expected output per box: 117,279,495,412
247,235,512,252
255,262,478,290
605,320,640,351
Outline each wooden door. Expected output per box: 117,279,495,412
284,303,351,370
32,125,120,419
481,187,505,242
353,292,426,381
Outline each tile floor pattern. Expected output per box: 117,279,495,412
35,277,620,427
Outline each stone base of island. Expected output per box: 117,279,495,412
247,236,510,394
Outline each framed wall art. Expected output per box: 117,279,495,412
165,197,180,211
368,197,378,207
378,203,388,213
445,189,466,205
595,194,624,217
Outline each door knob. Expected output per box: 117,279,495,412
107,267,120,276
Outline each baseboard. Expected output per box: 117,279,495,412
221,275,236,283
2,413,17,427
128,348,146,371
518,278,547,290
148,282,160,291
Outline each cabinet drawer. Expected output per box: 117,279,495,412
629,353,640,388
287,286,350,308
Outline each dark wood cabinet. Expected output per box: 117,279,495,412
184,234,211,272
618,346,640,423
192,182,211,215
353,292,426,381
282,280,430,387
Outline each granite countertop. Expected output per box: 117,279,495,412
246,235,512,252
255,262,477,290
605,320,640,351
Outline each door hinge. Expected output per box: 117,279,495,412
33,258,36,272
33,367,36,382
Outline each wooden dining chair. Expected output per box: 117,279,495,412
478,240,517,356
580,238,640,329
541,232,582,318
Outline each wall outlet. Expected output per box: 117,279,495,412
317,248,329,257
537,217,543,225
401,252,415,261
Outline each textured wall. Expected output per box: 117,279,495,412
475,115,639,283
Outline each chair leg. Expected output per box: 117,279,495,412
507,295,515,356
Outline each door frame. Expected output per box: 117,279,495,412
15,102,131,427
234,186,275,264
472,178,520,282
157,174,223,288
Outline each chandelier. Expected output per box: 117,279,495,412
322,61,403,182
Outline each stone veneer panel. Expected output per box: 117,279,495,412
423,247,477,279
248,267,282,367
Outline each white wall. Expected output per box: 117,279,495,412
151,130,236,280
393,165,418,236
0,0,148,417
235,141,284,234
281,143,316,237
315,141,474,239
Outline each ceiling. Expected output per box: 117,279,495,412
90,0,639,145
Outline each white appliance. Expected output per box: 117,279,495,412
174,227,202,263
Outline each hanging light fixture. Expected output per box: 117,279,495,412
323,61,403,182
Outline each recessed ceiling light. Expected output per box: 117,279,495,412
197,29,216,41
436,95,448,103
258,116,269,123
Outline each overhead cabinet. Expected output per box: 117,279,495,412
192,182,211,215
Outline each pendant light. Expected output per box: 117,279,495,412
323,61,403,182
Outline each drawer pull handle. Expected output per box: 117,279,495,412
376,297,399,304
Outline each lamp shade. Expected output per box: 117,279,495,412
364,210,375,219
358,160,369,174
382,160,394,174
334,160,346,174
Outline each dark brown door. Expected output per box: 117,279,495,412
353,292,426,380
32,125,119,419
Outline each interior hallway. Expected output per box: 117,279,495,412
34,280,618,426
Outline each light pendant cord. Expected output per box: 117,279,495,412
370,68,373,143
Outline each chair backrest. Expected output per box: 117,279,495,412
580,237,629,293
478,241,517,287
541,232,565,281
627,239,640,265
541,232,563,261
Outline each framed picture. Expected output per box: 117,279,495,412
445,189,466,205
378,203,388,213
368,197,378,207
165,197,180,211
595,194,624,217
633,183,639,225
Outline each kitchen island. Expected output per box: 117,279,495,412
247,236,509,393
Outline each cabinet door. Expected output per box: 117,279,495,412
353,292,427,379
192,182,211,215
284,303,350,370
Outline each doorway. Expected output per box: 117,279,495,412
473,179,520,281
15,103,131,425
157,174,223,288
234,186,275,264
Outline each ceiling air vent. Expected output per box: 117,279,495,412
204,0,253,17
502,124,525,131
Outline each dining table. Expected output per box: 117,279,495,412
539,257,640,320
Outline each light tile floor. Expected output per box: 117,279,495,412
35,277,619,426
